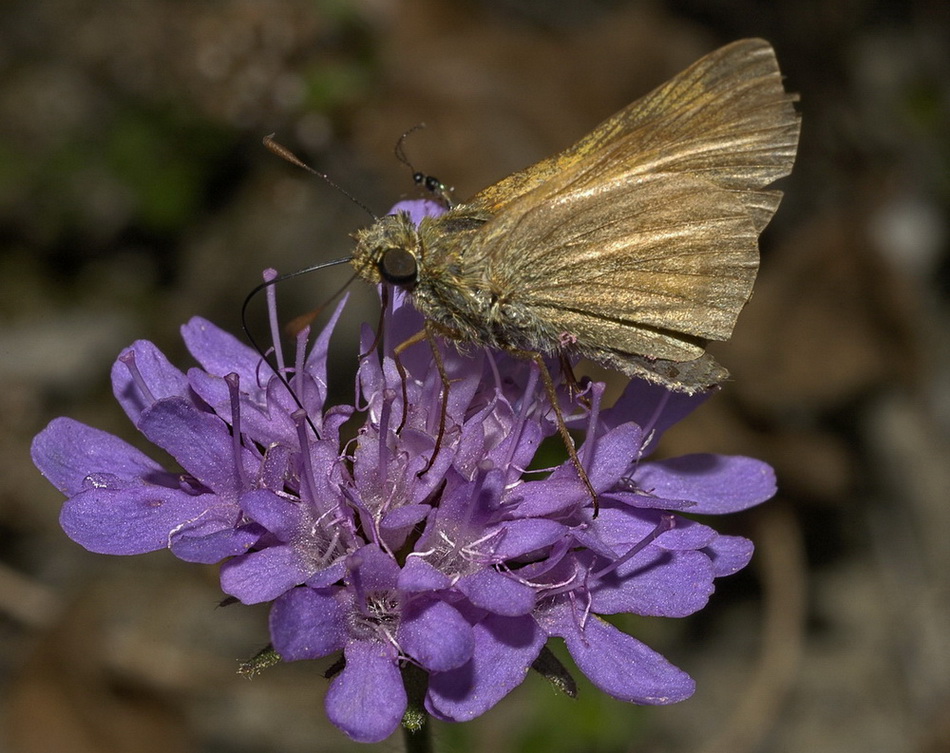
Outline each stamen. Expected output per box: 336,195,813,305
346,550,369,616
317,529,342,567
502,362,540,475
485,349,503,394
293,409,320,514
377,388,396,479
574,584,593,633
592,513,676,580
579,381,605,468
521,560,582,595
119,350,156,406
262,268,286,376
639,390,671,453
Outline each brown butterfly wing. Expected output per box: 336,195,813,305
466,37,799,225
453,38,798,386
471,171,760,359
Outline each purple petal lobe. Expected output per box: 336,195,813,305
60,486,211,555
326,640,406,743
398,598,474,672
398,557,452,592
303,295,349,397
270,587,346,660
240,489,302,539
585,422,643,491
138,398,246,496
181,317,262,381
544,607,695,704
427,613,545,721
635,455,776,513
220,546,313,604
348,544,400,592
111,340,190,423
656,518,718,550
491,519,566,560
603,380,711,455
456,569,536,616
380,504,431,550
306,562,347,588
32,418,166,497
387,199,447,225
586,506,660,552
703,534,755,576
169,519,260,563
600,491,697,511
591,549,714,617
514,479,589,517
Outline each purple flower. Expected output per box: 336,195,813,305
32,200,776,743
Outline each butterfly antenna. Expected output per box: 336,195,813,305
395,124,454,207
263,134,377,220
241,257,352,439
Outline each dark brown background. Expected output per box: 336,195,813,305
3,1,949,751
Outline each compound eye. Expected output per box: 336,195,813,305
378,247,418,285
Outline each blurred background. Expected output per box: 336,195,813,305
3,1,949,751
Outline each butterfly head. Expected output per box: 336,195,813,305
351,211,424,290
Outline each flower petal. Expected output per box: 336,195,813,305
186,370,297,447
221,545,313,603
181,317,262,383
398,557,452,592
380,504,431,551
427,613,544,721
269,587,346,660
456,569,536,617
585,421,643,490
543,606,695,704
703,534,755,577
398,598,474,672
388,199,447,225
168,517,260,563
347,544,401,592
138,397,250,497
490,519,566,560
305,561,347,588
60,485,212,555
303,294,350,404
240,488,303,540
111,340,190,423
602,380,712,455
635,454,776,513
32,417,167,497
326,639,406,743
590,549,714,617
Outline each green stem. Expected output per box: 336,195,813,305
400,663,433,753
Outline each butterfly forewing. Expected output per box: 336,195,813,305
425,37,800,389
467,38,798,218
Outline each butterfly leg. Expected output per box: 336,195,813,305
391,327,427,435
558,352,591,409
509,348,598,516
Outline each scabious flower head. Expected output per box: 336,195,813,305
32,200,776,743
